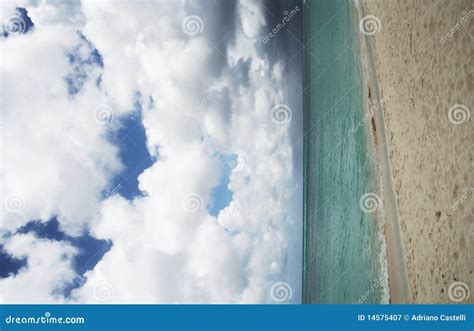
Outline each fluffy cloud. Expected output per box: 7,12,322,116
0,233,78,303
1,0,302,304
238,0,266,39
0,9,122,237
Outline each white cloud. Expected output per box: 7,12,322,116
0,13,123,236
25,0,84,28
238,0,266,39
0,233,78,303
1,0,302,304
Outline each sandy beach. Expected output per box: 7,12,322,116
362,0,474,303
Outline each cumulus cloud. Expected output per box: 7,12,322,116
0,233,78,303
0,6,122,237
238,0,266,39
1,0,302,303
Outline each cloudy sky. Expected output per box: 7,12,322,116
0,0,303,303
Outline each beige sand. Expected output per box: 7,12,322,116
362,0,474,303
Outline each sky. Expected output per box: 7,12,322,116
0,0,303,303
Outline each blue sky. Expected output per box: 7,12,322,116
209,153,236,216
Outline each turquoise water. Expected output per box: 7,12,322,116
303,0,386,303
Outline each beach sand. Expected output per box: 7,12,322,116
361,0,474,303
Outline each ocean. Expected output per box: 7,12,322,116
302,0,388,303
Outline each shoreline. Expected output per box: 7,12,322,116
360,0,473,303
302,0,388,303
354,0,411,304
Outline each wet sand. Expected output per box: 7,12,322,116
355,0,411,304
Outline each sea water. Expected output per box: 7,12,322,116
303,0,386,303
